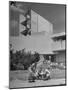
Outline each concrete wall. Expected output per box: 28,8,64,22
38,14,53,34
10,10,53,54
10,32,53,54
31,10,38,33
31,10,53,34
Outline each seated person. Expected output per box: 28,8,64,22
43,68,51,80
28,62,37,82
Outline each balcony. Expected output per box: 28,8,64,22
52,40,66,51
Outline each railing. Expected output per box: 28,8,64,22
52,40,65,51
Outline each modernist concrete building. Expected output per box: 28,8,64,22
10,8,53,54
10,5,66,64
51,32,66,64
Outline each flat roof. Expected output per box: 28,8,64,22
51,32,66,39
53,48,65,52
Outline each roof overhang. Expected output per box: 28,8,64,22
51,32,66,39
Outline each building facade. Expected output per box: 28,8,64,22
51,32,66,64
10,5,66,64
10,8,53,54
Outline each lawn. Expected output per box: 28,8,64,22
10,68,66,82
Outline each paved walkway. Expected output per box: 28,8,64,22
10,78,66,88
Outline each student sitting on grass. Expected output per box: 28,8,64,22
28,62,37,82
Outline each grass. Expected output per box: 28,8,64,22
10,68,65,82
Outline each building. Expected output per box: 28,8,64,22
10,4,66,64
51,32,66,64
10,6,53,54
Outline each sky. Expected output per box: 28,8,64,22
17,2,66,33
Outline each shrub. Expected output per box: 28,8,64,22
10,48,40,70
